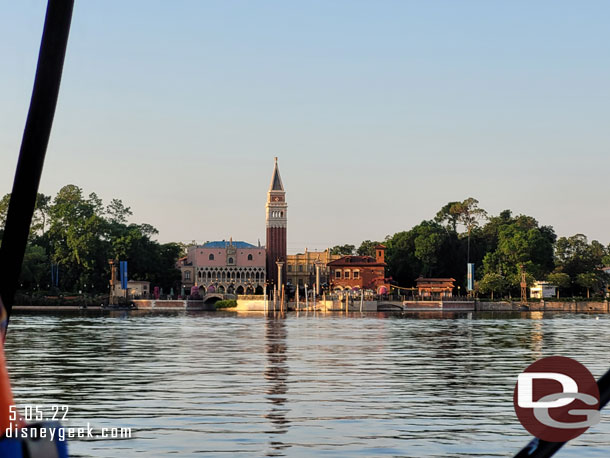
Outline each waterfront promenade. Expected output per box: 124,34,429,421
14,296,608,314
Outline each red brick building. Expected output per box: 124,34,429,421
327,245,389,293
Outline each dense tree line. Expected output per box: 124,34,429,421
0,185,181,294
331,199,610,298
4,189,608,299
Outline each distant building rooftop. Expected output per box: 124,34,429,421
416,277,456,283
201,241,257,249
327,255,385,266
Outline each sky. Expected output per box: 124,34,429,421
1,1,609,252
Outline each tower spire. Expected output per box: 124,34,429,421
269,157,284,192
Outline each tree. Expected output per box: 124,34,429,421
330,244,355,256
19,244,49,290
0,193,10,231
357,240,380,257
385,231,419,287
435,201,461,232
2,183,183,295
414,225,445,276
555,235,606,277
547,272,571,298
32,193,51,237
482,214,556,295
106,198,133,224
576,272,599,298
603,244,610,267
0,192,50,241
455,198,488,265
385,221,461,285
478,272,506,300
435,198,487,268
48,185,107,290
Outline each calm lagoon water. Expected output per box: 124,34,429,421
5,310,610,457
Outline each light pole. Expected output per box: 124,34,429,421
276,260,284,311
314,261,321,296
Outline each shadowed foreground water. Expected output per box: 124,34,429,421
5,311,610,457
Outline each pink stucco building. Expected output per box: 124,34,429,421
179,239,266,295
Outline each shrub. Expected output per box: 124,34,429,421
214,299,237,309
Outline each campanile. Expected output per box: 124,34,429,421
265,157,287,292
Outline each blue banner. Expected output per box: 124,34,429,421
120,261,128,290
467,263,475,292
51,263,59,287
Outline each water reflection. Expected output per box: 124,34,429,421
4,311,610,457
264,315,290,456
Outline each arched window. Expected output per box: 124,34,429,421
248,254,253,261
209,254,214,261
228,257,234,264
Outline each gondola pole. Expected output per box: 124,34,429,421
0,0,75,326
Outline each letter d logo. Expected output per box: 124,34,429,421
517,372,578,408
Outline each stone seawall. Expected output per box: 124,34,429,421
476,300,609,312
235,299,267,312
133,300,215,311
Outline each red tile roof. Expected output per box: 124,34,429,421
327,255,386,267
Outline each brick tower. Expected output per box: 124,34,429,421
266,157,287,293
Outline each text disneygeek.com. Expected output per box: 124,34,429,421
5,423,132,441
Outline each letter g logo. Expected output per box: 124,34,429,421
513,356,600,442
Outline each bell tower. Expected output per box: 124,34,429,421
266,157,287,292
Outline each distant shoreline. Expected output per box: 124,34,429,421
13,305,104,311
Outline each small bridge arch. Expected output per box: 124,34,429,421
203,293,225,304
377,301,405,311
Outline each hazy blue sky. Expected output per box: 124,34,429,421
2,1,609,251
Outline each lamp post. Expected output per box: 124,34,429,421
276,260,284,312
314,261,321,296
108,258,115,305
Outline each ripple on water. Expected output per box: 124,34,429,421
4,311,610,457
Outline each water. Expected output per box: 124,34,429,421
4,310,610,457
